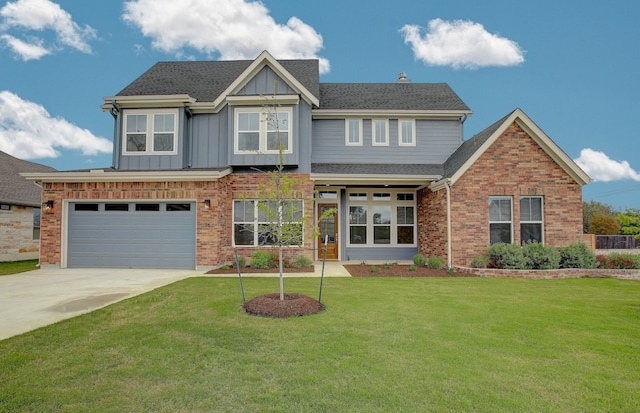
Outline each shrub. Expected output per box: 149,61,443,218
234,255,247,268
522,241,560,269
412,254,426,266
295,254,313,267
250,250,277,269
408,264,417,271
470,255,489,268
427,256,444,269
597,253,640,269
559,243,598,269
371,266,380,273
487,243,529,269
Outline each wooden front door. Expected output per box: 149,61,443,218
318,203,338,260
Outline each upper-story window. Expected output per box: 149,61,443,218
345,119,363,146
123,109,178,155
372,119,389,146
398,119,416,146
235,107,292,154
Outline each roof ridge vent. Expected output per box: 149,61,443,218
397,72,411,83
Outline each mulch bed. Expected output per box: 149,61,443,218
206,266,315,274
344,264,477,277
243,293,324,318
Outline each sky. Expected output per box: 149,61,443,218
1,0,639,210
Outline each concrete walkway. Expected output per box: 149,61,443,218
0,263,350,341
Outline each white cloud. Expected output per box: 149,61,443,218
400,19,525,69
122,0,330,73
0,91,112,160
0,34,50,60
0,0,96,60
575,148,640,182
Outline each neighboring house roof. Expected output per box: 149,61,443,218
318,83,470,112
0,151,56,207
435,108,591,188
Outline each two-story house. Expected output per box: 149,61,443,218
24,51,590,270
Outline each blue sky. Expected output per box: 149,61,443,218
1,0,639,210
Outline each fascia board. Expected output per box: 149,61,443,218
310,173,439,186
313,109,472,119
225,94,300,106
21,168,233,183
101,95,196,110
213,51,320,108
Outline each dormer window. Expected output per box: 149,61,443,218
234,107,293,154
123,109,178,155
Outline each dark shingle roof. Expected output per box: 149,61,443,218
442,110,514,179
116,59,320,102
319,83,470,111
312,163,443,176
0,151,56,206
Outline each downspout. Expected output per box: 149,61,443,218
109,100,120,169
445,178,452,269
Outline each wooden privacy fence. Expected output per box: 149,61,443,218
596,235,640,249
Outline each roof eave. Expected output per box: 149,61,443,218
21,168,233,183
312,109,472,119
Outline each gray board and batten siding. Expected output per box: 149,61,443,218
311,119,462,165
67,202,196,269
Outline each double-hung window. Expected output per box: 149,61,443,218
489,196,513,244
372,119,389,146
123,109,178,155
398,119,416,146
235,107,292,154
520,196,543,243
233,199,303,246
345,119,363,146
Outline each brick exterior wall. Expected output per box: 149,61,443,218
437,122,584,266
0,205,39,261
39,173,315,268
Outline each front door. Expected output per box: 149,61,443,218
318,203,338,260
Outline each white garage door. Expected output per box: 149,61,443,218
67,201,196,269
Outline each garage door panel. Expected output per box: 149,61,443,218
68,202,196,269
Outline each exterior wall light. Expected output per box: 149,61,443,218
203,199,211,209
42,200,54,211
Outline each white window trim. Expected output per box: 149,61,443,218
234,107,293,155
345,118,363,146
346,189,416,247
372,119,389,146
122,109,179,155
398,119,416,147
520,196,544,244
489,196,513,244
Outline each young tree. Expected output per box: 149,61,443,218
589,213,621,235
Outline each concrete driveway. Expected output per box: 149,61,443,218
0,267,200,341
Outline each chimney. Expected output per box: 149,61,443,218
397,72,411,83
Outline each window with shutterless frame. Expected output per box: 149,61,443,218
234,107,293,154
489,196,513,244
123,109,179,155
520,196,544,244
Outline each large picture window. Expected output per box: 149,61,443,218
489,196,512,244
233,199,303,246
347,190,415,246
520,196,544,243
234,107,292,154
123,109,178,155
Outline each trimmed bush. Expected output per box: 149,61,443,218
487,243,528,269
470,255,489,268
412,254,426,266
559,243,598,269
522,241,560,269
295,254,313,267
427,256,445,269
250,250,277,269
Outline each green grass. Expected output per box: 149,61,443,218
0,259,38,276
1,277,639,412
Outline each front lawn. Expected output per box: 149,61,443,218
1,277,639,412
0,259,38,276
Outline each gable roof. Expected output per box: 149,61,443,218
0,151,56,206
434,108,591,189
318,83,471,112
110,51,320,109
